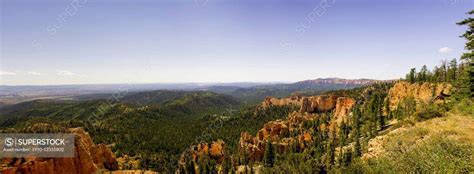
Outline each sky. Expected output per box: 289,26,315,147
0,0,473,85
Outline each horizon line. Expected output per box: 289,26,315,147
0,77,398,87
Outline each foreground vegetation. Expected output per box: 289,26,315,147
341,113,474,173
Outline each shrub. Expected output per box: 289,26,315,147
453,98,474,117
413,103,444,121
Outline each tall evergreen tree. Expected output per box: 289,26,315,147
419,65,428,82
448,58,458,82
384,97,391,119
326,128,336,168
406,68,417,83
441,59,449,82
352,106,362,157
378,113,385,131
222,156,232,174
456,10,474,98
263,140,275,167
433,66,441,82
338,121,347,165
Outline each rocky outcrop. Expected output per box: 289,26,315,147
333,97,356,122
387,82,452,110
263,95,303,108
241,94,358,162
299,96,339,113
178,140,226,171
239,112,319,161
258,120,289,142
116,154,141,170
0,128,118,174
262,95,355,118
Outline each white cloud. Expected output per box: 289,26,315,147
27,71,42,75
0,71,16,75
438,47,453,54
56,70,75,76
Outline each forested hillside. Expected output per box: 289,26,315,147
0,91,242,170
0,90,299,172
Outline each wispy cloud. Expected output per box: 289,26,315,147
27,71,42,75
56,70,76,76
0,71,16,75
438,47,453,54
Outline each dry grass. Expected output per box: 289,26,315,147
359,113,474,173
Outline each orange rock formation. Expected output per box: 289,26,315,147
0,128,118,174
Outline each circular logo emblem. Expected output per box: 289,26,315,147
4,137,14,147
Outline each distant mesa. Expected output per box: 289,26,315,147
294,78,381,85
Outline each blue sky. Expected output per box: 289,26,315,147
0,0,472,85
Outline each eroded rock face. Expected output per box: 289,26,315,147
239,112,319,161
387,82,452,110
263,95,354,117
242,95,357,162
0,128,118,174
259,120,289,141
334,97,356,122
263,95,302,108
178,139,226,171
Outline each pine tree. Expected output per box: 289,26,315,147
338,121,347,165
198,155,206,174
263,140,275,167
352,106,362,157
448,58,458,82
185,153,195,174
378,113,385,131
418,65,428,82
384,97,391,119
433,66,441,82
406,68,416,83
339,121,347,147
222,156,231,174
326,129,336,168
354,136,362,157
456,10,474,98
441,59,449,82
342,148,353,167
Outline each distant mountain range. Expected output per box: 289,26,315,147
0,78,382,106
200,78,382,103
294,78,379,85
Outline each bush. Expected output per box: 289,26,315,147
453,98,474,117
413,103,444,121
